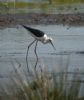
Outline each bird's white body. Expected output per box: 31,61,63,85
32,33,52,44
26,29,52,44
22,25,55,49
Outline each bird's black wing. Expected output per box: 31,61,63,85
22,25,44,37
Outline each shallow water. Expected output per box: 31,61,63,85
0,25,84,72
0,25,84,96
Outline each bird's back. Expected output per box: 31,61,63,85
22,25,44,37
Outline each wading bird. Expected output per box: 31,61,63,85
22,25,56,71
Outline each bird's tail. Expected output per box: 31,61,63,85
21,24,29,30
21,24,34,33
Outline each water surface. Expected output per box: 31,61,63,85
0,25,84,96
0,25,84,72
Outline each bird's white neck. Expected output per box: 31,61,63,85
42,34,52,44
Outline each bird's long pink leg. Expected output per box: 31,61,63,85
26,40,36,72
34,40,38,70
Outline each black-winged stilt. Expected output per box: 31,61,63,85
22,25,56,71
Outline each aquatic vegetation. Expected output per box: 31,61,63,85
2,2,49,8
0,62,84,100
0,1,84,14
0,0,84,9
52,0,84,4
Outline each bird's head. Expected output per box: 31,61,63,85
48,37,56,50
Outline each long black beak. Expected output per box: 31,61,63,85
50,41,56,50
